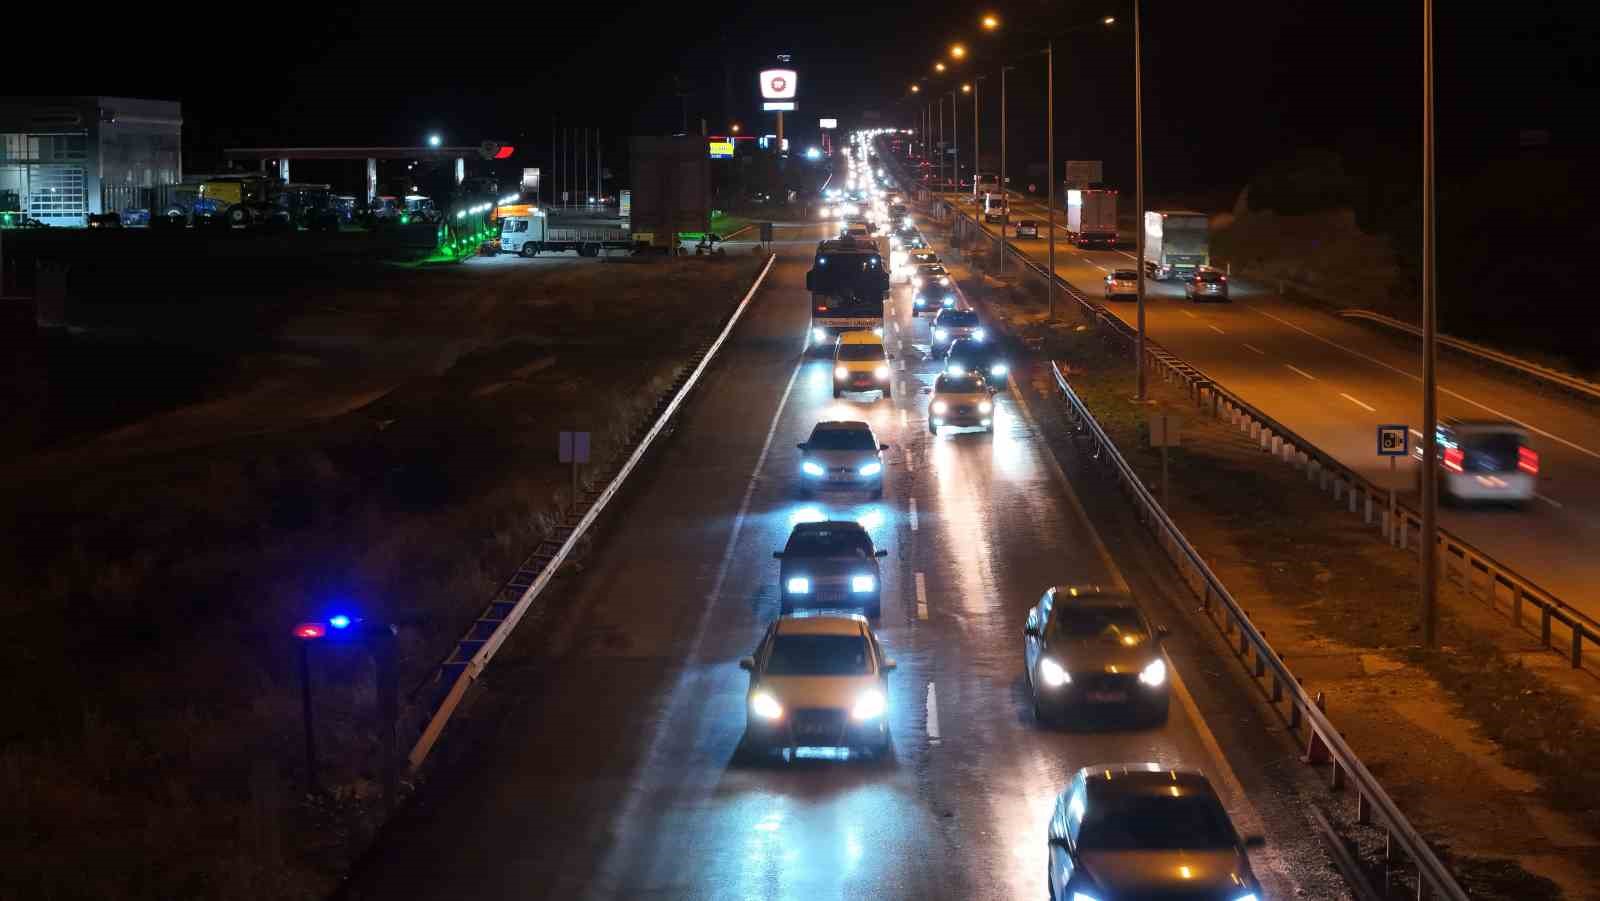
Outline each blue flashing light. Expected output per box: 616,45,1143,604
328,614,352,630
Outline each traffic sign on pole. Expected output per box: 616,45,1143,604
1378,424,1410,457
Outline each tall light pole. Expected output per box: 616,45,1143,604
939,96,946,193
1420,0,1439,647
1000,64,1013,274
1134,1,1148,399
970,79,981,207
950,88,961,192
1047,38,1056,319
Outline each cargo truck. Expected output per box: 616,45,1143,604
804,236,890,353
496,204,632,257
1142,210,1209,280
1066,189,1119,249
629,135,711,254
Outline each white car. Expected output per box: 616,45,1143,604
1424,419,1539,507
739,613,896,760
926,371,994,434
1104,268,1138,300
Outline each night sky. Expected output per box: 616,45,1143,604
39,0,1596,195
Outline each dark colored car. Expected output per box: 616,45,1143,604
1048,764,1266,901
930,308,983,353
943,336,1010,388
1185,267,1231,302
1022,585,1170,725
774,521,888,619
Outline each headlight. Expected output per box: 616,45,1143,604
990,363,1008,376
931,400,948,414
914,296,926,307
851,574,877,593
873,327,884,337
835,366,850,379
978,400,993,413
972,328,987,341
812,328,826,342
858,461,882,476
751,691,784,720
1039,657,1071,687
912,276,923,286
802,460,826,477
1230,895,1259,901
852,688,887,721
946,364,965,376
1071,893,1102,901
786,577,811,594
874,365,889,380
938,276,949,285
1139,658,1167,687
943,296,956,307
903,216,913,227
934,328,948,341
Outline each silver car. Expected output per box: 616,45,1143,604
797,420,889,499
775,520,887,619
1184,267,1231,302
739,612,896,760
1104,268,1138,300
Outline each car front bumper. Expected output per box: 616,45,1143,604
1035,674,1167,716
1444,472,1534,502
746,707,888,750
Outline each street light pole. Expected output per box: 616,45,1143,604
950,89,960,193
939,97,946,195
1000,65,1012,274
1420,0,1439,647
1134,0,1148,399
973,79,981,206
1047,39,1056,319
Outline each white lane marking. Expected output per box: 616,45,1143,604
909,496,919,531
1339,393,1377,413
1182,309,1198,319
915,571,929,620
1245,303,1600,461
1117,250,1139,261
1410,428,1424,439
1285,364,1317,381
900,407,909,428
925,680,941,740
1207,324,1226,335
1242,343,1266,355
1537,493,1563,509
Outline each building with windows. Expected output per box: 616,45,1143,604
0,97,181,226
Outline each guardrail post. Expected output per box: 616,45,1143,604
1540,607,1552,648
1573,628,1584,669
1357,790,1371,825
1512,585,1523,627
1399,516,1408,550
1270,671,1283,702
1333,477,1343,501
1349,485,1358,514
1364,492,1374,524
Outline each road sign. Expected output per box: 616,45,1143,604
1148,412,1181,447
1378,424,1409,457
760,69,797,100
1065,160,1102,187
762,101,796,112
559,431,591,464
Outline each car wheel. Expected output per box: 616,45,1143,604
520,244,537,258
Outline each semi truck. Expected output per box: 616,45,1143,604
1142,210,1209,280
1066,189,1118,249
804,236,890,352
629,135,711,253
496,204,632,257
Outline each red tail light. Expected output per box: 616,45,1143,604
1518,446,1539,475
816,305,828,312
1443,446,1465,473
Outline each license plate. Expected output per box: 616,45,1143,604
1087,691,1127,703
829,472,853,482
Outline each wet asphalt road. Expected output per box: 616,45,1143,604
340,222,1349,900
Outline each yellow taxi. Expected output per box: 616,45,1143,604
833,330,892,399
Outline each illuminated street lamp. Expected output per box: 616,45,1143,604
934,61,946,73
982,13,1000,30
910,84,921,93
427,133,442,148
950,43,967,60
731,123,741,133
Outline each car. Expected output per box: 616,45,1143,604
1104,268,1138,300
832,330,892,399
930,308,983,352
1015,219,1040,238
774,520,888,618
927,371,994,434
738,613,896,760
797,421,889,498
1185,267,1231,302
900,234,928,251
842,221,872,241
910,263,952,299
1047,764,1266,901
1424,418,1539,507
908,250,940,267
913,279,958,314
1022,585,1170,725
944,336,1010,388
889,203,908,220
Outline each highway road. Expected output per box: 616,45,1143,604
936,184,1600,621
340,221,1347,899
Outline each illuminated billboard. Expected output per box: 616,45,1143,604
760,68,797,100
762,101,796,112
708,141,734,159
819,118,838,129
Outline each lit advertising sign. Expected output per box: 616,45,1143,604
760,68,797,100
762,101,796,112
708,141,734,159
819,118,838,129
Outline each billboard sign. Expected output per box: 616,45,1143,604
521,167,540,193
708,141,734,159
819,118,838,129
1065,160,1103,187
762,101,796,112
760,68,798,100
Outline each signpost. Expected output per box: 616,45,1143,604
760,68,798,152
560,431,591,505
1379,424,1410,542
1148,412,1181,509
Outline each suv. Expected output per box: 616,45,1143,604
798,421,890,498
738,613,896,760
1184,267,1230,302
927,371,994,434
931,308,983,352
1023,585,1170,725
1429,419,1539,507
944,336,1009,388
774,521,888,618
1104,269,1138,300
832,330,892,399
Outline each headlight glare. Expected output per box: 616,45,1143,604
1071,893,1102,901
931,400,948,415
1230,895,1259,901
786,577,811,594
812,328,826,342
874,365,889,380
835,366,850,379
851,574,876,593
990,363,1008,376
858,462,882,477
1039,657,1070,687
802,460,826,477
943,295,956,307
934,328,948,341
973,328,987,341
1139,658,1168,687
751,692,783,720
947,364,965,376
978,400,993,413
851,688,886,720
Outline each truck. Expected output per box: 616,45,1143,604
973,172,1001,198
496,204,632,257
804,236,890,352
629,135,711,253
1142,210,1209,280
1066,188,1118,248
982,192,1007,224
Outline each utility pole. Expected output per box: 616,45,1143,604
1134,1,1148,398
1000,66,1012,274
1420,0,1439,647
973,79,980,205
1047,39,1056,319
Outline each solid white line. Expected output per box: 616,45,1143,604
1182,309,1198,319
1410,428,1424,439
925,680,941,740
1339,393,1377,413
1536,493,1563,509
915,571,929,620
1242,343,1266,355
1285,364,1317,380
1207,324,1226,335
909,496,919,531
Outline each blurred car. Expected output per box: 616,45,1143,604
832,330,892,399
1426,419,1539,507
927,371,994,434
1015,219,1040,238
1047,764,1265,901
911,263,950,293
775,520,888,618
944,336,1009,388
1104,268,1138,300
1022,585,1170,725
908,250,940,267
739,613,896,759
1185,267,1231,302
901,234,928,251
842,221,872,241
797,420,889,499
930,308,982,353
914,281,958,314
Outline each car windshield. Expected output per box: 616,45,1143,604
937,375,984,394
1460,433,1526,470
785,528,874,557
765,634,872,676
1046,605,1149,646
836,344,884,361
807,428,878,451
1113,270,1137,279
1078,794,1236,851
940,312,979,327
1198,271,1224,283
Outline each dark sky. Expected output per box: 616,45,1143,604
34,0,1596,195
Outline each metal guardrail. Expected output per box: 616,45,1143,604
943,203,1600,676
1340,308,1600,402
1048,360,1470,901
405,252,779,771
